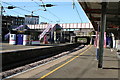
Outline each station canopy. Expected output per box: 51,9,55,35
78,1,120,35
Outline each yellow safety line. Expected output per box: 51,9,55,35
37,45,92,80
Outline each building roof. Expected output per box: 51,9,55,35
2,15,25,19
25,15,39,18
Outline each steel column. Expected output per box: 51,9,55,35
98,2,107,68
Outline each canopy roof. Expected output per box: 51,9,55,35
79,1,120,31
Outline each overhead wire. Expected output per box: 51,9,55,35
8,10,25,16
2,1,83,23
73,0,83,23
3,6,41,8
31,0,40,6
39,0,64,23
2,1,54,23
39,0,46,10
47,10,64,23
75,5,83,23
31,0,55,22
32,0,57,22
3,2,32,13
3,10,9,16
32,0,55,23
31,0,59,23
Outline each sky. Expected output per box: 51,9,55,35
2,0,90,24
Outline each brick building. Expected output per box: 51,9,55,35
2,15,25,41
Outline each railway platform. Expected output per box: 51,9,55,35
1,42,70,53
5,45,120,80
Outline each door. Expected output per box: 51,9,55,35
17,34,23,45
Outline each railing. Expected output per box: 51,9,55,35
27,23,93,29
38,24,53,40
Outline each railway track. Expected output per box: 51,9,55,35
1,44,86,79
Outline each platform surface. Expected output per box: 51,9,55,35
0,42,71,53
8,45,120,80
31,46,119,79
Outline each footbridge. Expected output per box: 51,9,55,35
27,23,93,29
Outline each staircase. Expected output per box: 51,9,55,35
39,24,53,41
